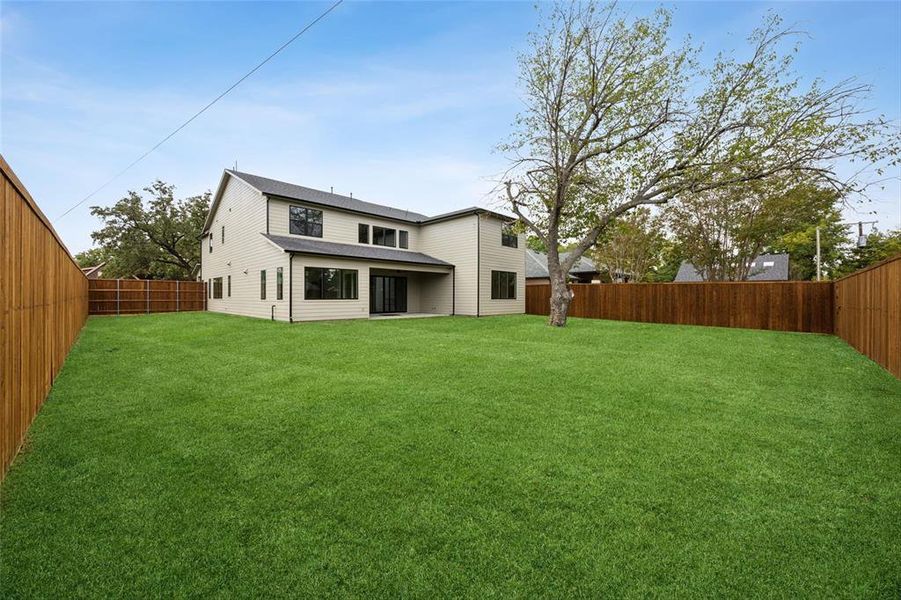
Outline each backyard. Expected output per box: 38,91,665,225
1,313,899,597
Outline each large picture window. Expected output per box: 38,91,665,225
276,267,284,300
491,271,517,300
289,206,323,237
212,277,223,299
305,267,358,300
501,225,518,248
372,226,396,247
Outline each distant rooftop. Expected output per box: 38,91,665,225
526,249,599,279
674,254,790,282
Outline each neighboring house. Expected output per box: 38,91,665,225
200,170,525,322
80,262,106,279
525,249,601,286
674,253,790,282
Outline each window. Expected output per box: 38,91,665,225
212,277,223,299
305,267,358,300
289,206,323,237
221,226,225,244
399,230,409,249
277,267,284,300
501,225,518,248
208,233,213,253
227,275,231,297
260,270,267,300
372,226,396,247
358,223,370,244
207,279,212,298
491,271,517,300
763,261,775,267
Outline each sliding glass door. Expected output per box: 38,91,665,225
370,275,407,314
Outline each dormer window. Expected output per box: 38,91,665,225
289,206,323,237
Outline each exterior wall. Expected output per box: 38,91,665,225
201,176,290,320
418,215,479,315
477,214,526,316
268,198,421,251
290,257,451,321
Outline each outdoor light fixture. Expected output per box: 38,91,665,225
815,219,877,281
856,222,868,248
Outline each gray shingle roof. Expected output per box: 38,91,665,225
232,170,430,223
674,253,790,281
525,249,598,279
263,234,453,268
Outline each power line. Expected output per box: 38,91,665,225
56,0,343,220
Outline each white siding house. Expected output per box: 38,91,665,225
200,170,525,322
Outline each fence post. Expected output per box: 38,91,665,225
116,278,120,316
146,280,150,314
176,280,180,312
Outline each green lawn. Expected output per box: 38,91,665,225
1,313,899,598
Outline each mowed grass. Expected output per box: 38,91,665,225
1,313,899,598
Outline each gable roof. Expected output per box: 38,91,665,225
674,253,790,282
263,234,453,268
202,170,515,233
525,249,599,279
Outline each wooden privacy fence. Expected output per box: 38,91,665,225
526,281,835,333
89,279,206,315
834,255,901,379
1,154,89,480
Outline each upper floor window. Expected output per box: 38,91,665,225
208,233,213,253
373,226,396,247
358,223,370,244
501,225,518,248
305,267,358,300
399,230,409,249
491,270,517,300
289,206,323,237
221,226,225,244
212,277,223,299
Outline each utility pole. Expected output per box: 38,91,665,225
816,226,821,282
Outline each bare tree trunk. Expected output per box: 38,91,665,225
547,264,571,327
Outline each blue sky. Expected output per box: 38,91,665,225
2,1,899,253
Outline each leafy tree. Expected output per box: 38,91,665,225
74,246,109,269
89,181,210,279
501,2,899,325
647,240,686,283
833,229,901,278
767,204,847,280
591,208,665,282
526,235,548,254
666,182,843,280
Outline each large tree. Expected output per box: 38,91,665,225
666,181,842,281
501,2,899,325
89,181,210,279
591,207,665,282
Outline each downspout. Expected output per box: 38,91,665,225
476,213,480,317
451,265,456,316
288,254,294,323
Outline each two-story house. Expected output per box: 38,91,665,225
200,170,525,322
